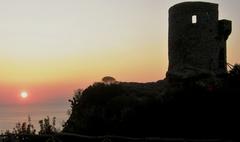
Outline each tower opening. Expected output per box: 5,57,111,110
192,15,197,24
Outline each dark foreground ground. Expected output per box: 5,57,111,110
63,76,240,139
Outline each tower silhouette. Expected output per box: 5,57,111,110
167,2,231,79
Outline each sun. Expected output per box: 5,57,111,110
20,91,28,99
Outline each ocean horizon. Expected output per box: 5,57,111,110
0,102,69,133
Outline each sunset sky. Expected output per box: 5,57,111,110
0,0,239,104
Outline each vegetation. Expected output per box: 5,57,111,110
0,116,59,142
38,116,58,135
13,116,36,135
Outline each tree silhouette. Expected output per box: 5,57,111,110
39,116,57,135
13,115,36,135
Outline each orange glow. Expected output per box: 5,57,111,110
0,0,239,106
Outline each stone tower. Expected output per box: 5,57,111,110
167,2,231,79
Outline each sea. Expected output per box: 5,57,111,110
0,103,70,133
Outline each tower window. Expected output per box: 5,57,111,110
192,15,197,24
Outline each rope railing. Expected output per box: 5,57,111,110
0,133,229,142
227,63,234,70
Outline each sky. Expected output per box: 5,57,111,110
0,0,239,104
